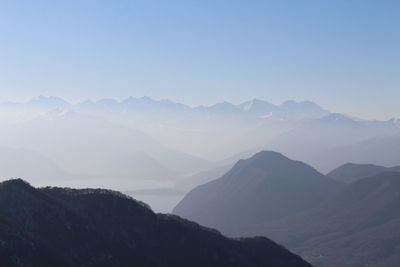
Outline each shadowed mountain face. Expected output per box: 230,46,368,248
0,179,311,267
327,162,400,184
173,151,340,236
248,172,400,267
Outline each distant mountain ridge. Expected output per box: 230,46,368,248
327,162,400,184
0,179,311,267
0,95,329,116
264,114,400,172
316,135,400,171
1,95,400,193
0,95,338,162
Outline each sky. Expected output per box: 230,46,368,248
0,0,399,119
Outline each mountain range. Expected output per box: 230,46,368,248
1,95,400,212
1,96,399,166
173,150,400,267
0,95,328,116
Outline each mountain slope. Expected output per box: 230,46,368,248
327,162,400,184
0,179,311,267
174,163,233,192
249,172,400,267
173,151,340,236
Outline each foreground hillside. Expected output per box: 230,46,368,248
0,179,311,267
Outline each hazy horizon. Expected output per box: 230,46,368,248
0,94,399,121
1,0,399,120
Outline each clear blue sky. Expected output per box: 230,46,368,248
0,0,399,119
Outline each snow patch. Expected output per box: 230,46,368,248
260,112,273,119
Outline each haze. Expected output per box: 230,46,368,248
0,95,398,212
0,0,399,211
0,0,399,120
1,2,400,266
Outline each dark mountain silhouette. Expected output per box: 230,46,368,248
0,179,311,267
327,162,400,184
173,151,340,236
246,172,400,267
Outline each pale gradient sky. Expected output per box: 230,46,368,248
0,0,399,119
